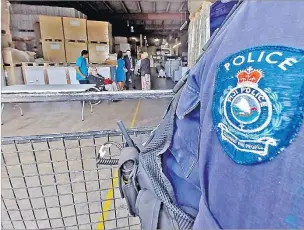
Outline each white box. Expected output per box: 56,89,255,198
47,67,68,84
22,66,46,85
67,67,79,84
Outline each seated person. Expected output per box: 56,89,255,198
89,67,118,92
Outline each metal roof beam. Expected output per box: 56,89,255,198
103,1,114,12
86,2,98,12
166,2,171,12
112,13,188,20
121,1,129,13
179,2,186,12
153,2,157,13
137,1,142,13
145,25,182,30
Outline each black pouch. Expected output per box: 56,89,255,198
118,147,140,216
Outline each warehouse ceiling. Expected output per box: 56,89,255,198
10,0,189,37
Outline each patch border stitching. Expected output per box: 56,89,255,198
212,45,304,165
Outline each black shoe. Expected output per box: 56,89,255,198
133,86,136,89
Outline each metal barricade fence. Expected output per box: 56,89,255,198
2,127,154,230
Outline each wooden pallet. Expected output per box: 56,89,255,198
21,62,67,67
19,29,35,32
1,29,9,35
21,62,46,67
4,63,22,67
66,40,87,43
88,41,108,44
41,39,64,42
44,62,67,67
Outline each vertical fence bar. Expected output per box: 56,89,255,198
93,136,105,228
108,134,119,229
14,141,39,229
77,138,93,229
2,195,14,229
62,138,80,228
45,139,65,228
29,141,52,228
1,151,26,229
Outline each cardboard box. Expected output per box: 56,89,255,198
42,41,66,62
4,66,24,85
114,36,128,44
63,17,87,41
65,42,87,63
87,20,110,42
39,15,64,39
114,43,130,53
88,43,109,63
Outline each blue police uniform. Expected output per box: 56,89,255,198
163,0,304,229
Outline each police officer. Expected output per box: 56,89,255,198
118,0,303,229
163,0,304,229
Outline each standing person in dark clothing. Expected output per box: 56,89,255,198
124,50,136,89
75,50,89,84
140,52,151,90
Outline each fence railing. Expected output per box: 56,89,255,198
2,90,174,103
2,127,154,230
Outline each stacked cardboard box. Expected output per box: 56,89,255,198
39,15,66,62
87,20,111,64
114,36,130,54
63,17,88,63
9,4,87,58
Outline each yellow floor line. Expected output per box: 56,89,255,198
97,100,141,230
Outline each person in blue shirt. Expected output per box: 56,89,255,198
75,50,89,84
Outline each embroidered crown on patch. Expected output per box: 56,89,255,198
237,67,263,87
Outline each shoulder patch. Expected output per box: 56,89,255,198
213,46,304,165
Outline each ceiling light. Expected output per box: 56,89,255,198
130,26,134,32
155,38,159,42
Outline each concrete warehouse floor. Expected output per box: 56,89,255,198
2,71,174,137
1,72,175,230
